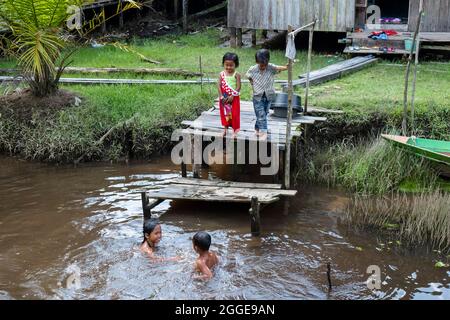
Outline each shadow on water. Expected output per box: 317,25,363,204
0,155,449,300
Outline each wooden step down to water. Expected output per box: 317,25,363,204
141,178,297,236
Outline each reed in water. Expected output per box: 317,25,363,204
344,191,450,251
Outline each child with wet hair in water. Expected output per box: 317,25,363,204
192,231,219,280
140,218,180,262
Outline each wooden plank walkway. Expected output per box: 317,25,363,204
283,55,378,89
141,177,297,236
141,100,326,236
182,100,326,151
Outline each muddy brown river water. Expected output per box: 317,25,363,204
0,155,449,300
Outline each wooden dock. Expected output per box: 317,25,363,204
182,100,326,151
141,178,297,236
141,100,325,236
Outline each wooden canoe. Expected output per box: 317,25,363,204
382,134,450,167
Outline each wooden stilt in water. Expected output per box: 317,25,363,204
141,192,151,220
141,193,164,221
229,27,237,48
191,134,201,178
181,162,187,177
250,196,261,236
327,262,332,291
251,30,257,47
237,28,243,48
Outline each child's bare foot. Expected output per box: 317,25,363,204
259,132,268,140
231,129,240,139
222,129,228,137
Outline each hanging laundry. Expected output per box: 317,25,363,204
285,33,296,60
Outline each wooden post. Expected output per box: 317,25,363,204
410,0,423,135
141,193,164,223
251,30,257,47
232,139,238,180
229,27,237,48
174,0,179,19
181,162,187,177
284,26,294,190
249,197,261,236
101,15,107,34
119,11,124,30
199,56,203,91
141,192,151,221
304,21,316,114
327,262,332,291
191,134,201,178
261,29,268,39
403,0,423,136
182,0,188,34
237,28,243,48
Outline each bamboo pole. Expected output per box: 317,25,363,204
402,0,423,136
199,56,203,91
284,25,294,190
304,21,316,113
410,0,424,135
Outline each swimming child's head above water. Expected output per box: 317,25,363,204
143,218,161,246
192,231,211,253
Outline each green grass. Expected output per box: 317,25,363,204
345,191,450,251
0,84,211,162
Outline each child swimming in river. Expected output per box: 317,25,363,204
140,218,180,262
192,231,219,280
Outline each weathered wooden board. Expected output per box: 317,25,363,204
167,177,283,189
145,183,296,204
409,0,450,32
228,0,355,32
284,55,378,88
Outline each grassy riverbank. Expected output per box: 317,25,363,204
0,29,449,169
